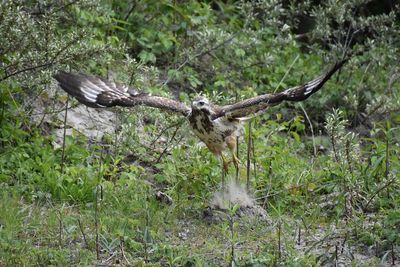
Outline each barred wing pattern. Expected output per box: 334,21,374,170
55,59,346,120
54,71,191,116
215,59,347,120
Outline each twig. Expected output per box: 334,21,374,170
58,210,63,248
123,1,136,21
345,139,353,175
0,92,5,148
45,0,81,16
246,120,253,191
335,243,339,266
229,213,236,266
251,120,257,183
0,61,52,82
236,137,240,182
95,184,102,260
78,218,89,248
236,92,240,182
112,110,120,156
392,242,396,266
160,33,239,86
330,127,340,163
103,251,117,265
361,71,399,125
60,96,69,173
0,36,80,82
304,231,334,255
95,148,104,260
120,236,131,265
297,225,301,245
274,55,300,93
300,104,316,158
385,120,390,198
363,176,397,210
262,129,279,203
32,102,79,117
150,120,184,147
155,123,182,163
301,217,309,232
278,222,282,260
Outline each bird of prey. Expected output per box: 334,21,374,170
54,59,347,187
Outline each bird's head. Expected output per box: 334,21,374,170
191,96,211,113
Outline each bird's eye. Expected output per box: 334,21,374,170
198,101,205,106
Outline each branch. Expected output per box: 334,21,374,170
363,176,397,210
0,36,81,82
155,123,183,164
149,120,185,147
159,32,240,87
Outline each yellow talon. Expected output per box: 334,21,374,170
221,154,229,173
232,154,241,169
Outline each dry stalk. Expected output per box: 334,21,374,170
278,222,282,260
60,96,69,173
300,104,316,158
58,209,63,248
78,218,89,248
246,120,253,191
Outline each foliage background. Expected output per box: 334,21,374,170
0,0,399,265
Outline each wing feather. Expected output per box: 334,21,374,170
54,71,191,116
214,59,347,120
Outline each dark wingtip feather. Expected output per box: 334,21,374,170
53,71,104,108
285,58,348,101
312,57,348,93
324,57,348,81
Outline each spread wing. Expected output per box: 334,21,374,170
54,71,191,116
213,59,347,120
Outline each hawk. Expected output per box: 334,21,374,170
54,59,347,187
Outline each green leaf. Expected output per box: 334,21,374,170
291,131,301,142
214,80,226,87
235,48,245,57
138,51,156,63
231,203,241,215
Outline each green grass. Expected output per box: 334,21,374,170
1,106,399,266
1,1,399,265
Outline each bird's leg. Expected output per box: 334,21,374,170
231,152,241,183
220,154,228,190
232,153,240,174
226,136,240,183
